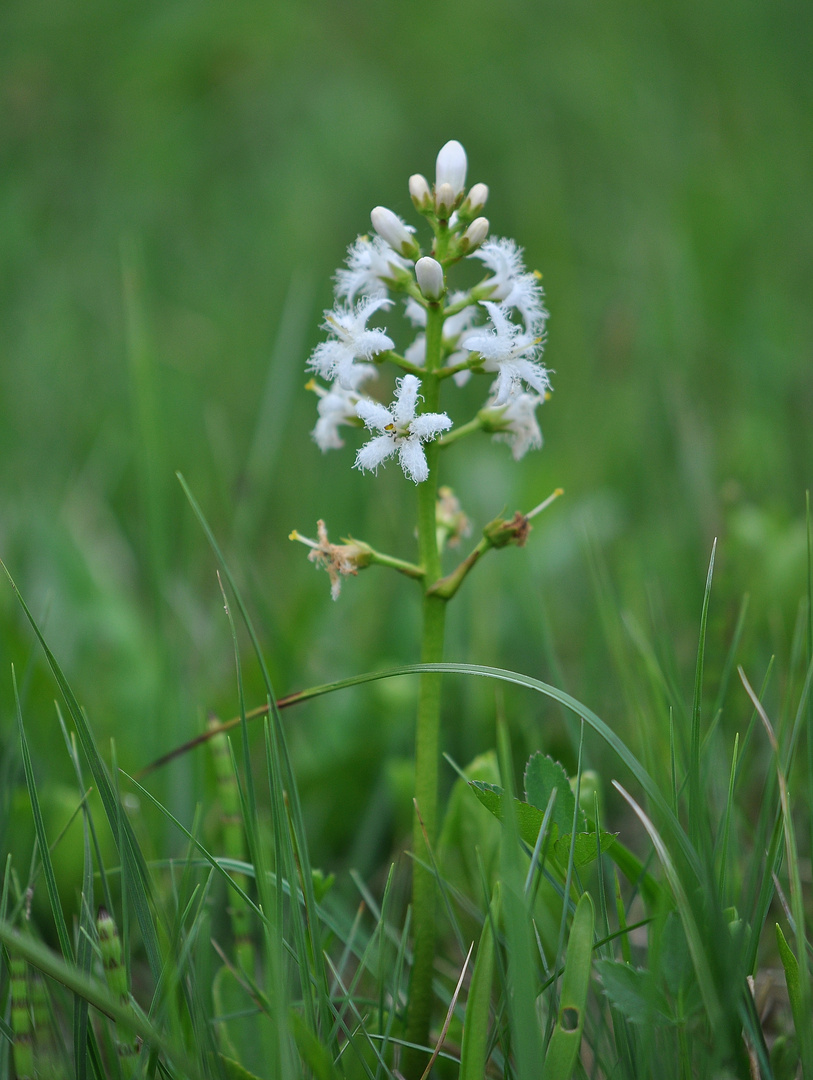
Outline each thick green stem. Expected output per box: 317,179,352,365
403,297,448,1078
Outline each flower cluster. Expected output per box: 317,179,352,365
305,139,552,482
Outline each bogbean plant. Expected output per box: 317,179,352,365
3,141,811,1080
291,139,563,1068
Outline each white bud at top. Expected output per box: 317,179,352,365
462,216,489,252
415,256,445,301
371,206,418,258
435,140,467,197
409,173,432,211
463,182,489,216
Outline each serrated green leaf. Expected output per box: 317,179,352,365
469,781,561,847
595,960,673,1025
552,831,617,870
525,753,585,834
469,783,616,874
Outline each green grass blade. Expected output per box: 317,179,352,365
459,883,500,1080
776,923,805,1056
179,474,333,1038
542,892,594,1080
689,539,716,850
12,668,74,964
716,733,739,904
612,781,723,1033
1,560,163,982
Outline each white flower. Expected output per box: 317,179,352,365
471,237,548,331
335,235,409,303
310,366,376,451
308,297,394,390
354,374,452,484
485,386,545,460
462,301,550,406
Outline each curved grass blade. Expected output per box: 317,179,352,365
143,659,699,883
689,540,716,850
612,781,723,1033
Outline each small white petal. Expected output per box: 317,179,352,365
410,412,453,440
398,438,429,483
514,358,550,396
355,434,397,473
355,398,394,431
354,326,395,360
392,374,420,425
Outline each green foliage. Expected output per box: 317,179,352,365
467,752,618,877
1,4,812,1074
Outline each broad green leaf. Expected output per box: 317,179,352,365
524,753,585,835
469,782,615,870
595,960,673,1026
469,781,557,848
552,831,616,870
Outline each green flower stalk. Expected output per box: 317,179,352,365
208,718,255,975
292,139,557,1078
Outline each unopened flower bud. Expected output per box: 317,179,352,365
434,182,455,219
415,256,444,301
409,173,432,212
460,216,489,253
371,206,419,258
483,511,532,549
462,182,489,216
435,140,467,197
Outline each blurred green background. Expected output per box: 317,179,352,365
1,0,811,872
